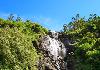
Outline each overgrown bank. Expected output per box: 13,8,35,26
0,17,48,70
63,14,100,70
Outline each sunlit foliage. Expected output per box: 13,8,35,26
0,16,48,70
63,14,100,70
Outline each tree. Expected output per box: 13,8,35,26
16,16,22,22
63,14,100,70
8,14,14,21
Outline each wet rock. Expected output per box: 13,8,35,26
38,31,67,70
33,31,76,70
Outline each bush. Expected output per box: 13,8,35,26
63,14,100,70
0,27,40,70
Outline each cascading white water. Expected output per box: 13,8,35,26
40,31,67,70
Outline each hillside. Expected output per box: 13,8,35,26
0,17,48,70
0,14,100,70
63,14,100,70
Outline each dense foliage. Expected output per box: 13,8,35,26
0,16,48,70
0,14,100,70
63,14,100,70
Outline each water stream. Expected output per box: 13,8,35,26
39,31,67,70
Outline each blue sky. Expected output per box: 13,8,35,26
0,0,100,31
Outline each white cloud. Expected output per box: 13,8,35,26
32,16,62,31
0,12,9,19
33,16,56,29
33,16,53,24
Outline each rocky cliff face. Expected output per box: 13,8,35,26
33,31,75,70
58,32,75,70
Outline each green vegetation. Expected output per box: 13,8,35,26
0,14,100,70
0,15,48,70
63,14,100,70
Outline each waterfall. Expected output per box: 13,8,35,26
39,31,67,70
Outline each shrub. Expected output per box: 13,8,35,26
0,27,40,70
